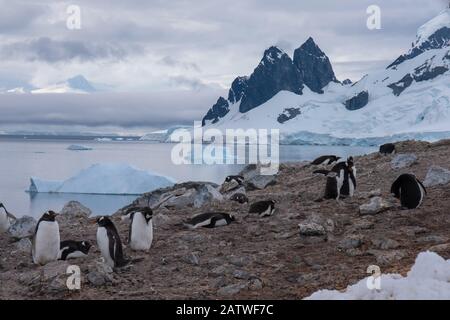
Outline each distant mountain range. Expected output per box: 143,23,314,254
201,9,450,145
2,75,96,94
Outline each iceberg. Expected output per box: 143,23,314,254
67,145,93,151
28,163,175,195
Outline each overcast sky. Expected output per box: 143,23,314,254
0,0,447,134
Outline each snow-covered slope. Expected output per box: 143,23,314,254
28,163,175,195
306,251,450,300
202,9,450,145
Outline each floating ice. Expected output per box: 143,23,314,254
28,163,175,195
67,145,92,151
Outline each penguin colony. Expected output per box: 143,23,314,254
0,142,428,270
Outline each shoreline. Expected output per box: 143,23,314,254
1,139,450,299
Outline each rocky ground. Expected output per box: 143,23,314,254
1,139,450,300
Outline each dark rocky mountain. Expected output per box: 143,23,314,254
293,37,338,93
238,46,303,113
202,39,338,125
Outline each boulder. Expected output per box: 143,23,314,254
423,166,450,187
338,235,363,250
217,283,248,297
15,238,32,253
239,164,277,190
120,182,223,212
298,222,326,237
60,201,92,218
8,216,37,239
359,197,396,215
390,153,417,169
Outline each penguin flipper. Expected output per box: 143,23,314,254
417,179,427,195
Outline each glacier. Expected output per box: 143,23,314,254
28,163,175,195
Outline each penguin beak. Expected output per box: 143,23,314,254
89,218,98,224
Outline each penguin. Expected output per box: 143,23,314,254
380,143,396,155
128,207,153,251
95,216,129,268
311,155,341,166
225,175,245,184
32,211,60,265
391,174,426,209
58,240,91,260
230,193,249,204
248,200,276,217
183,212,235,229
314,157,357,200
0,203,16,233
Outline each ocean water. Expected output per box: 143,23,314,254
0,138,376,218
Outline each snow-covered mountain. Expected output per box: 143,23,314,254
1,75,96,94
31,75,96,94
202,9,450,145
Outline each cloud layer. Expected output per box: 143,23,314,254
0,0,447,132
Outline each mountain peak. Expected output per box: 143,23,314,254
67,75,96,92
293,37,337,93
261,46,286,64
415,8,450,47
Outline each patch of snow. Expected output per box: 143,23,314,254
306,251,450,300
28,163,175,195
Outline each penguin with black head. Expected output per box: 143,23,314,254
58,240,91,260
32,210,60,265
128,207,154,251
184,212,235,229
230,193,249,204
379,143,396,155
95,216,129,268
0,203,16,233
391,173,426,209
314,157,356,200
248,200,276,217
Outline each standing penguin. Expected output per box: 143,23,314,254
0,203,16,233
248,200,276,217
128,207,153,251
32,211,60,265
58,240,91,260
95,216,129,268
391,174,426,209
314,157,356,200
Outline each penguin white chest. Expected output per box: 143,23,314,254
33,221,60,265
130,214,153,251
0,210,10,233
97,227,115,267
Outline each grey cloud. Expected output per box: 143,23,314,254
0,89,225,128
0,37,130,62
159,56,201,72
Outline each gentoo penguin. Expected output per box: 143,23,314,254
391,174,426,209
230,193,249,204
314,157,357,200
58,240,91,260
128,207,153,251
311,155,341,166
379,143,396,155
96,216,129,268
32,211,60,265
184,212,235,229
248,200,276,217
0,203,16,233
